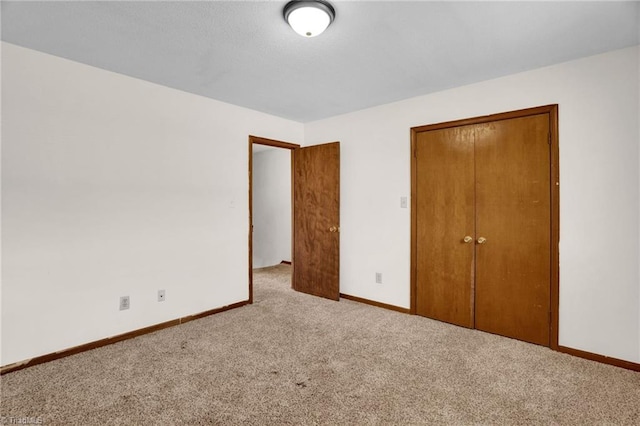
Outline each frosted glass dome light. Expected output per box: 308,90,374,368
284,1,335,38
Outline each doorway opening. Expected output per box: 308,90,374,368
249,136,341,303
248,136,300,304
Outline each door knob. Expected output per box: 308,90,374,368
329,226,339,233
463,236,473,243
477,237,487,244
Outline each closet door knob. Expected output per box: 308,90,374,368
477,237,487,244
463,236,473,243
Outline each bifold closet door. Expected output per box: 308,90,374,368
415,125,475,328
474,114,551,346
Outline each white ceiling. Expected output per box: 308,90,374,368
2,1,639,123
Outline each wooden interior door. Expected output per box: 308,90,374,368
474,114,551,346
293,142,340,300
415,126,475,327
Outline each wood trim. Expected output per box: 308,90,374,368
558,346,640,372
291,150,296,290
410,105,560,349
248,135,299,299
250,135,300,150
410,105,557,133
248,138,254,304
549,105,560,350
0,300,248,375
410,128,418,314
340,293,411,314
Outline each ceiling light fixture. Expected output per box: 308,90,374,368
284,0,335,38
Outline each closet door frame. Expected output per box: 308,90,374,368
410,104,559,349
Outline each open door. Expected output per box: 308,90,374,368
293,142,340,300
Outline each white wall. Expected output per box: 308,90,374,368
0,42,303,366
252,147,291,268
2,42,639,367
305,46,640,363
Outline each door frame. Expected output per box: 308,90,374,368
410,104,559,349
248,135,300,304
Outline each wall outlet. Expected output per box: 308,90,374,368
400,196,408,208
119,296,130,311
375,272,382,284
158,289,166,302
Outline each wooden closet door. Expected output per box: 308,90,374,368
415,126,475,327
474,114,551,346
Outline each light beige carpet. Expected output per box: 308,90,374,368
1,264,639,425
